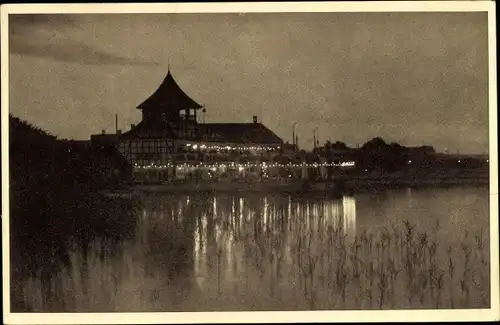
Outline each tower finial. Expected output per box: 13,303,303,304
168,56,171,72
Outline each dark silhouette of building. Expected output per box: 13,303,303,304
91,69,283,167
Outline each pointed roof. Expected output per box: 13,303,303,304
137,70,203,112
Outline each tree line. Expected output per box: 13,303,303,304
309,137,485,173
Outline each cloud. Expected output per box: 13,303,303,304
9,14,76,36
10,37,160,66
9,14,159,66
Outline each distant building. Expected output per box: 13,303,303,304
59,139,91,151
404,145,436,156
90,131,119,149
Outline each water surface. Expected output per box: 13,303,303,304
16,186,490,311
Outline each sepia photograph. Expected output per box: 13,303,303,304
1,2,498,324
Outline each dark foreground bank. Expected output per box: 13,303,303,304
8,115,136,311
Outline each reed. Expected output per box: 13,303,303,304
447,245,455,308
387,256,401,308
216,244,223,298
460,236,472,308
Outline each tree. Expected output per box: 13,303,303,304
389,142,403,150
332,141,348,150
357,137,410,172
362,137,388,151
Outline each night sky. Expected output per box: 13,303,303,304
8,12,489,153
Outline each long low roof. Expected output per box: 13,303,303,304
120,121,282,144
120,121,177,139
201,123,282,144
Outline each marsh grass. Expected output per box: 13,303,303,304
18,237,178,312
16,217,489,311
206,219,490,310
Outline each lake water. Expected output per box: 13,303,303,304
16,186,490,311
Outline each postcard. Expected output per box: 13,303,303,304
1,1,498,324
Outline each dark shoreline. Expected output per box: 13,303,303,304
102,175,489,197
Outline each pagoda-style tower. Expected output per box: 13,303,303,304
137,70,203,138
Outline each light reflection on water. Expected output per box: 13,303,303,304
18,187,490,312
192,195,357,293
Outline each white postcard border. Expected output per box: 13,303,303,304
1,2,498,324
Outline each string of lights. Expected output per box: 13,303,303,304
185,143,280,151
133,161,356,169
